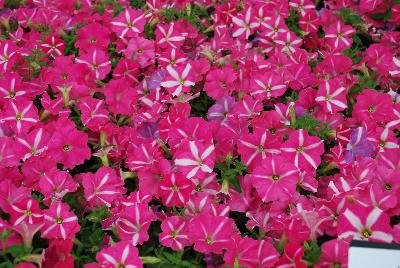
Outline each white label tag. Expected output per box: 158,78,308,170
349,241,400,268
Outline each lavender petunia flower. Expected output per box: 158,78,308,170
148,69,167,91
207,96,236,122
137,122,159,139
344,127,374,163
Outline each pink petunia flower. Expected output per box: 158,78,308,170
42,202,80,240
96,241,143,268
174,140,215,179
338,205,393,243
159,216,191,251
82,167,125,208
189,213,235,254
250,155,299,202
237,129,281,171
9,198,43,226
161,64,195,97
116,202,156,245
47,118,91,169
159,172,194,207
315,79,348,114
281,129,324,170
111,8,145,38
0,99,39,134
75,49,111,80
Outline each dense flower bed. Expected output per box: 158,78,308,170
0,0,400,267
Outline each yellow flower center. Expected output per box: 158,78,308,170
361,229,372,238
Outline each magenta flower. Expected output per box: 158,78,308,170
0,99,38,134
16,127,49,160
159,216,191,251
189,213,235,254
174,140,215,179
79,97,109,131
82,167,125,208
0,72,27,102
75,49,111,80
289,0,316,16
125,37,155,68
76,22,111,52
117,203,156,245
232,7,259,39
161,64,195,96
250,155,299,202
224,236,279,268
0,41,18,72
126,142,161,172
111,8,145,38
104,78,137,115
159,172,194,207
10,198,43,225
204,66,237,100
156,22,187,49
317,239,349,268
40,35,65,58
338,205,393,243
0,137,21,168
353,89,393,124
158,47,188,68
38,171,78,203
42,202,80,240
324,21,355,51
96,241,143,268
237,129,281,171
251,71,287,100
315,79,348,114
281,129,324,170
47,119,91,169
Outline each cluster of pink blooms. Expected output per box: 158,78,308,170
0,0,400,267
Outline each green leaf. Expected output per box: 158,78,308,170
130,0,146,9
338,8,364,30
303,240,322,265
144,23,156,40
0,261,14,268
61,28,79,56
7,244,32,259
86,206,112,223
5,0,21,9
71,206,112,266
141,256,162,264
291,113,333,140
215,156,247,193
285,10,303,37
370,9,392,22
189,90,214,118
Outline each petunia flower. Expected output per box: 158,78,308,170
174,140,215,179
41,202,80,240
161,63,195,97
281,129,324,170
159,216,191,251
250,155,299,202
95,241,143,268
344,127,374,164
338,205,393,243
